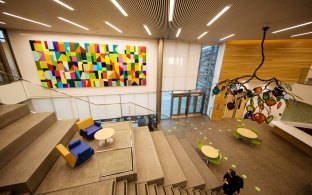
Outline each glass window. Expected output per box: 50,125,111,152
196,44,219,114
0,29,20,85
161,91,171,119
0,30,5,42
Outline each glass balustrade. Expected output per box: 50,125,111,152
0,70,166,131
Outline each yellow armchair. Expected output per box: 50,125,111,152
56,144,76,168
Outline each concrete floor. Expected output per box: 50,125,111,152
158,116,312,195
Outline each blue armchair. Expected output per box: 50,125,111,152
76,116,102,139
56,139,94,169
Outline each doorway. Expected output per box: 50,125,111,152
170,90,205,118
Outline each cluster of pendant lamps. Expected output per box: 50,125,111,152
212,27,301,124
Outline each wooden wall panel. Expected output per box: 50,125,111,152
211,92,225,121
211,39,312,121
219,39,312,83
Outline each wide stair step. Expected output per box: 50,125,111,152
166,135,206,190
0,119,77,194
179,139,222,191
40,179,115,195
179,187,189,195
172,187,181,195
148,184,158,195
115,180,127,195
0,104,30,130
164,186,174,195
151,131,186,187
127,181,138,195
186,188,198,195
137,183,148,195
0,112,56,168
133,127,164,185
157,186,166,195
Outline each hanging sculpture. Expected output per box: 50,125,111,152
212,27,301,124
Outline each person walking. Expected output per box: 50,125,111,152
222,169,244,195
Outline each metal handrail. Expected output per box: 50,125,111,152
0,70,169,118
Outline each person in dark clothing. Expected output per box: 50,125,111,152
222,169,244,195
147,115,155,132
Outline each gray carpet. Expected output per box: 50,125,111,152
158,116,312,195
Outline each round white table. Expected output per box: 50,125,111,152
94,128,115,146
236,128,258,139
201,145,219,158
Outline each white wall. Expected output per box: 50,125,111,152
7,29,158,96
162,41,201,91
0,81,28,104
289,83,312,105
6,29,158,118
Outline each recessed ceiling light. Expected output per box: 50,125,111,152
272,22,312,33
176,28,181,37
197,32,208,40
111,0,128,16
53,0,74,11
291,31,312,37
105,21,122,33
143,24,152,36
58,17,89,30
3,12,51,27
0,1,5,4
0,22,5,24
220,34,235,41
169,0,175,21
207,5,231,26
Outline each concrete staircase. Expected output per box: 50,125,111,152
103,127,221,195
166,135,206,189
0,104,222,195
133,127,164,185
151,131,186,187
0,104,77,194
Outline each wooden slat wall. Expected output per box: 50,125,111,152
211,39,312,120
219,39,312,82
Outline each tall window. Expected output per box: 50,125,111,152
0,29,20,85
196,45,219,114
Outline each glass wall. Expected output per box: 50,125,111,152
196,45,219,114
0,29,20,85
161,91,171,119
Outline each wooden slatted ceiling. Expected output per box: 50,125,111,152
1,0,312,42
219,39,312,83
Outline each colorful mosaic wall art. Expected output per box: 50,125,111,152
29,40,147,88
